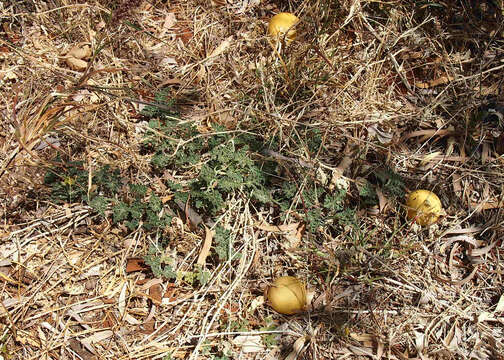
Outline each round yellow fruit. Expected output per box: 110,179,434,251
267,276,306,315
267,13,299,45
406,190,442,226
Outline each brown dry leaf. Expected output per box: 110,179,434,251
347,345,374,356
469,239,499,257
15,330,40,348
69,339,95,359
285,336,308,360
375,187,388,213
126,257,149,273
350,333,375,342
256,221,299,232
400,128,454,142
66,56,88,71
149,284,163,306
452,173,462,195
81,330,113,346
470,200,504,210
0,271,21,286
284,223,304,249
415,74,454,88
207,36,233,62
177,26,193,44
67,42,92,59
256,221,304,249
197,226,214,266
158,78,182,88
162,13,177,33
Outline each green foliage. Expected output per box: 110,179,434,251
144,245,177,279
44,156,171,231
260,316,278,348
214,226,241,261
227,318,249,332
189,141,270,215
140,88,178,120
374,167,405,198
275,181,355,232
358,180,378,206
144,113,270,215
177,265,211,286
44,158,88,203
112,190,171,231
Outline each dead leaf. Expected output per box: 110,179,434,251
284,223,304,249
376,187,388,213
256,221,299,233
477,311,497,323
158,78,182,88
249,296,264,312
285,336,308,360
420,151,442,167
177,26,193,44
350,333,375,342
67,42,92,59
162,13,177,32
207,36,233,62
126,257,149,273
66,56,88,71
495,294,504,313
69,339,95,359
149,283,163,306
415,74,454,88
81,330,113,345
347,345,374,356
197,226,214,266
470,200,504,210
452,173,462,195
233,335,264,353
469,239,499,257
118,282,127,317
400,128,454,142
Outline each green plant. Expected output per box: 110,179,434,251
214,226,240,261
44,159,88,203
374,167,405,198
112,184,171,230
144,244,177,279
44,156,121,205
260,316,278,348
44,157,172,231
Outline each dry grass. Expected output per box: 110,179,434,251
1,0,503,359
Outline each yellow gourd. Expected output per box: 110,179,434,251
267,13,299,45
406,190,442,226
267,276,306,315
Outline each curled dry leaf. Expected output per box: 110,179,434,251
66,56,88,71
67,42,92,59
64,42,92,71
285,335,309,360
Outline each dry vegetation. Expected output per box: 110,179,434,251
1,0,504,359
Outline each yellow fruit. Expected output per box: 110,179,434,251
267,276,306,315
267,13,299,45
406,190,442,226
